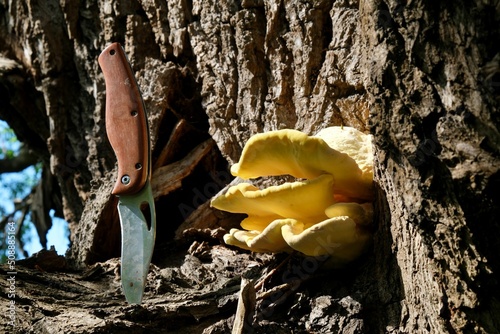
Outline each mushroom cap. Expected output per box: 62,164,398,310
224,219,296,253
211,174,335,223
230,129,372,201
315,126,373,183
224,216,372,263
281,216,372,258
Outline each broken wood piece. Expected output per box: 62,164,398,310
153,119,190,170
232,278,256,334
151,139,214,199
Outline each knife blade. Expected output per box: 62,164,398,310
98,42,156,304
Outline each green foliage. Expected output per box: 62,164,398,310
0,123,18,159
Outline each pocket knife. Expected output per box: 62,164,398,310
98,42,156,304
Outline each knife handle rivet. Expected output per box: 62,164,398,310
121,175,131,185
131,110,138,117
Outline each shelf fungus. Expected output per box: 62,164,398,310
211,127,374,265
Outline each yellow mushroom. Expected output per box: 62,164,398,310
211,126,374,263
225,216,372,265
281,216,372,259
224,219,297,253
223,229,260,252
210,174,335,223
230,129,372,200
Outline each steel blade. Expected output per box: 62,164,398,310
117,180,156,304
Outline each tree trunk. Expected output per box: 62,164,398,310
1,0,499,333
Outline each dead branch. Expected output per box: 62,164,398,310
0,145,39,174
151,139,215,199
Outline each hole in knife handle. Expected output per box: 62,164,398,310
140,201,152,231
131,110,138,117
109,49,116,56
135,163,142,170
121,175,131,185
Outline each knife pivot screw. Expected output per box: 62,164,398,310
131,110,138,117
121,175,131,185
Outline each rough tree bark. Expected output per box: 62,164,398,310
1,0,499,333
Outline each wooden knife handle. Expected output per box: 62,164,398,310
98,43,149,195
